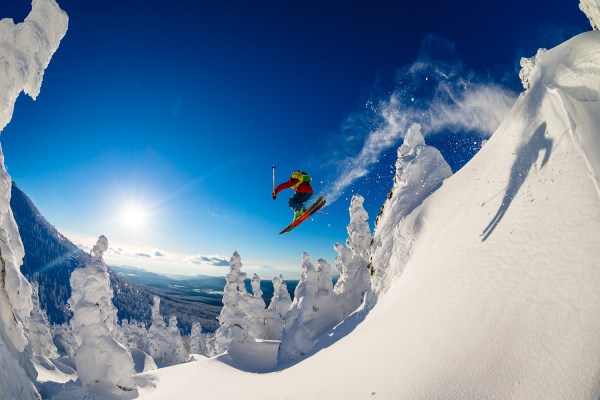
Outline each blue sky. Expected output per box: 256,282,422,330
0,0,590,277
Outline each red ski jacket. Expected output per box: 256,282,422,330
274,178,313,195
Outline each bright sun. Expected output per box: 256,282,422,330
120,205,147,229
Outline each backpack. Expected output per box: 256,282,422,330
291,170,311,189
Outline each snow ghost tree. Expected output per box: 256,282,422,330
91,234,109,259
334,194,372,317
189,321,204,355
370,123,452,295
0,0,69,132
580,0,600,30
148,296,172,365
0,145,38,398
278,253,343,363
122,320,150,352
212,252,267,354
519,48,547,91
167,316,189,364
27,282,59,358
51,322,77,356
251,273,265,307
265,274,292,340
249,273,268,335
0,1,68,397
68,236,137,392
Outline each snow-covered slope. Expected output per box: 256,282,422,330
136,30,600,400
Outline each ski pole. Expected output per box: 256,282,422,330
272,164,276,191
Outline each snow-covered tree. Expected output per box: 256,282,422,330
212,251,267,354
580,0,600,30
26,282,59,358
167,316,189,364
148,296,172,365
370,123,452,295
189,321,204,355
203,332,217,357
334,194,372,317
265,274,292,340
51,322,77,356
68,235,137,392
0,147,39,398
0,1,67,397
278,253,343,363
249,273,268,334
121,319,150,352
251,273,265,306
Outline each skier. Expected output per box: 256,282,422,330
272,170,314,220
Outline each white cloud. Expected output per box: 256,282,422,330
187,254,230,267
61,231,301,278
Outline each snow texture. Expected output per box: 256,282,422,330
278,253,343,363
130,348,158,374
122,320,150,354
27,282,59,358
0,143,39,398
264,275,292,340
51,322,77,356
188,321,204,355
519,48,547,90
212,252,268,355
0,0,68,133
68,236,137,392
167,316,189,364
334,194,372,317
580,0,600,30
370,123,452,295
148,296,173,365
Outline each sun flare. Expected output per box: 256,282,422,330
120,205,148,229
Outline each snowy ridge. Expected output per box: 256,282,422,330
137,31,600,400
370,123,452,295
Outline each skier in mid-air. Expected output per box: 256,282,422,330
272,170,314,220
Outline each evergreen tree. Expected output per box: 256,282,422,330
334,194,372,316
212,252,267,354
278,253,343,363
148,296,171,365
189,321,204,355
167,316,189,364
68,236,137,392
265,275,292,340
27,282,59,358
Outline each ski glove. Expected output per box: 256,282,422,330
272,191,277,200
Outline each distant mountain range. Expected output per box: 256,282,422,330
10,182,222,333
110,265,298,309
11,182,299,334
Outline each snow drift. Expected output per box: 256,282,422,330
137,27,600,400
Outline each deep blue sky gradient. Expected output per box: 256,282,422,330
0,0,590,274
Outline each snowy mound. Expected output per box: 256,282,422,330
137,31,600,400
